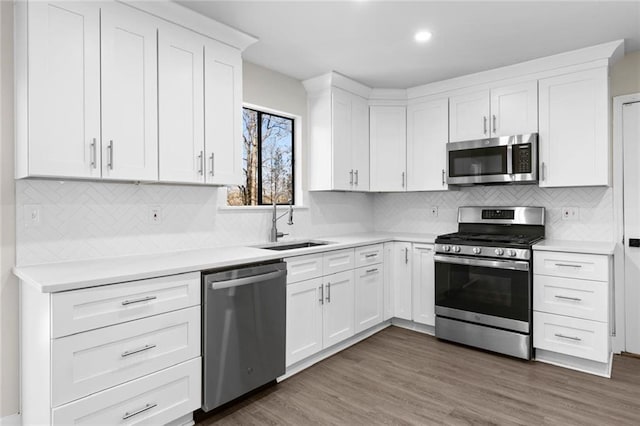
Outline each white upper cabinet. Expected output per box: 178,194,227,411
101,2,158,181
449,80,538,142
204,39,243,185
370,105,407,192
331,88,354,191
158,25,205,184
406,97,449,191
21,1,101,179
538,67,609,187
351,95,371,190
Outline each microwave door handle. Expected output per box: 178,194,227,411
506,144,514,175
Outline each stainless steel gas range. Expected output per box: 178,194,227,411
434,206,545,360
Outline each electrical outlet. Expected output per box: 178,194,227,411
24,204,42,228
430,206,438,217
149,205,162,224
561,207,579,221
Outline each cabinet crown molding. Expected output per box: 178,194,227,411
303,71,372,99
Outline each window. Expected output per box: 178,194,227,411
227,107,295,206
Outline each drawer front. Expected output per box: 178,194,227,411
323,249,355,275
286,253,323,284
533,312,609,363
52,358,201,425
354,244,384,268
534,251,609,281
534,274,608,322
52,306,200,407
52,272,200,338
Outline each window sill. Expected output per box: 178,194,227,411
217,205,309,212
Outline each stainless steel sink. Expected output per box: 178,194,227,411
256,240,333,251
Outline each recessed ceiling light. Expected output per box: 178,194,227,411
414,30,432,43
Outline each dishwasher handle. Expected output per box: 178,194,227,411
208,269,286,290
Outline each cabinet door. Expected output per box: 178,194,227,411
383,243,394,321
354,265,384,333
449,89,490,142
101,3,158,181
27,1,101,178
393,242,413,320
370,106,407,192
538,67,609,187
412,244,435,326
204,39,243,185
286,278,323,366
158,25,205,184
331,88,353,190
490,80,538,137
407,98,449,191
322,270,355,348
351,94,370,191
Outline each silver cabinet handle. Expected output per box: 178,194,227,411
121,295,157,306
554,295,582,302
349,169,354,185
541,162,546,181
90,138,97,169
555,263,582,268
401,172,405,188
441,169,445,186
366,268,378,274
492,114,497,133
405,247,408,264
354,169,359,185
365,253,377,258
108,140,114,170
326,282,331,303
198,150,204,175
122,403,157,420
121,344,156,358
554,333,582,342
483,116,488,135
319,285,323,305
209,153,215,176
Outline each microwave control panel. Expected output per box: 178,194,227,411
512,143,532,173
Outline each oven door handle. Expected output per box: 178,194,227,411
434,254,529,271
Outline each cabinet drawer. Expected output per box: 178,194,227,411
534,251,608,281
323,249,355,275
52,306,200,407
534,275,608,322
52,272,200,338
52,358,201,425
354,244,384,268
286,253,323,284
533,312,609,363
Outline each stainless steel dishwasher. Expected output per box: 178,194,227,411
202,261,287,412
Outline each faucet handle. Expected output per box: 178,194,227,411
277,232,289,239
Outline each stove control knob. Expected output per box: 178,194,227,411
443,245,451,252
453,246,461,253
507,249,517,257
495,248,504,256
472,247,481,254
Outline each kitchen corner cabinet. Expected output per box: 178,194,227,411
388,242,413,320
370,106,407,192
406,98,449,191
306,85,369,191
449,80,538,142
538,67,609,187
412,244,435,326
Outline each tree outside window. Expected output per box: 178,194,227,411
227,107,294,206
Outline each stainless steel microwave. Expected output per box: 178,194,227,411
446,133,538,185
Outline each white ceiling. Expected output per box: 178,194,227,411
177,1,640,89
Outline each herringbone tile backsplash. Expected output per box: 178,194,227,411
16,180,613,265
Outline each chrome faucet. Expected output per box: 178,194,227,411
270,199,294,242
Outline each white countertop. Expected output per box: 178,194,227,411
14,232,437,293
533,239,616,255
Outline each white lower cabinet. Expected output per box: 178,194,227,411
52,358,201,425
391,242,413,320
286,278,324,366
412,244,435,326
354,263,384,334
323,270,356,347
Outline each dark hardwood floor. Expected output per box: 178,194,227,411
197,326,640,425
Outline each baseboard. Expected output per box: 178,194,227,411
166,413,194,426
535,349,613,378
0,414,21,426
391,318,435,336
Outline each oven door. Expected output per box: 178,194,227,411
434,254,531,332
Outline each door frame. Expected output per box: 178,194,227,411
612,92,640,353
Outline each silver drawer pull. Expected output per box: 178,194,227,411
121,295,157,306
554,333,582,342
319,285,323,305
366,268,378,274
365,253,378,258
121,344,156,358
122,403,157,420
554,295,582,302
555,263,582,268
